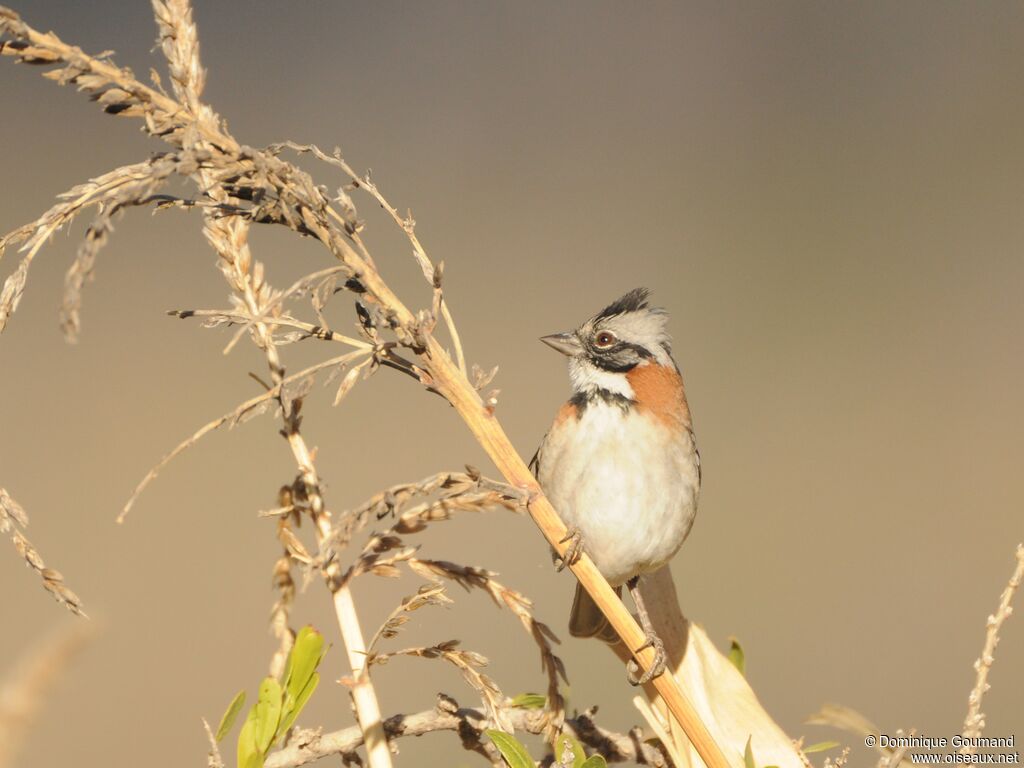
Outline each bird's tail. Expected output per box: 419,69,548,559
568,583,621,644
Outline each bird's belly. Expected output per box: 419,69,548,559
538,405,699,586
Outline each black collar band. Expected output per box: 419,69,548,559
570,388,634,413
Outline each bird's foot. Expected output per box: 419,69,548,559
626,629,667,686
554,527,584,572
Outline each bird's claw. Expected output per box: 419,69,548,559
626,630,667,686
554,527,584,572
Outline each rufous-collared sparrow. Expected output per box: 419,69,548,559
532,288,700,684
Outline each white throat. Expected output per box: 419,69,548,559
568,357,635,399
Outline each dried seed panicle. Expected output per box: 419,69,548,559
0,488,84,616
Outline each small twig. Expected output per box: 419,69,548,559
119,350,368,522
960,543,1024,751
201,717,226,768
168,308,370,349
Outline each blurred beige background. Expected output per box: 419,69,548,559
1,1,1022,766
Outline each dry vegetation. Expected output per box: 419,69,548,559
0,3,1020,767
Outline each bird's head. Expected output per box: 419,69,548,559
541,288,674,398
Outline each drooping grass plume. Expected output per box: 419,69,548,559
0,487,83,616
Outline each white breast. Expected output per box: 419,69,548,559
536,401,700,586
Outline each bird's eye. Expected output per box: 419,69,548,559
594,331,617,349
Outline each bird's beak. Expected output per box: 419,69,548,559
540,332,582,357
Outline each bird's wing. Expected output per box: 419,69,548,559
528,443,541,476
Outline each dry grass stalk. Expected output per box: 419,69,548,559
331,470,523,587
370,640,510,733
331,474,566,740
0,488,83,615
366,582,455,653
0,156,189,336
354,549,567,738
265,693,669,768
406,558,567,736
960,542,1024,751
328,468,522,557
0,623,92,768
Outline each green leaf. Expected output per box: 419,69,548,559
285,627,325,701
237,708,262,768
744,736,756,768
281,626,307,687
554,732,586,768
509,693,547,710
803,741,841,754
728,637,745,677
254,677,283,753
281,628,326,738
486,729,535,768
580,757,608,768
215,689,246,742
277,672,319,738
